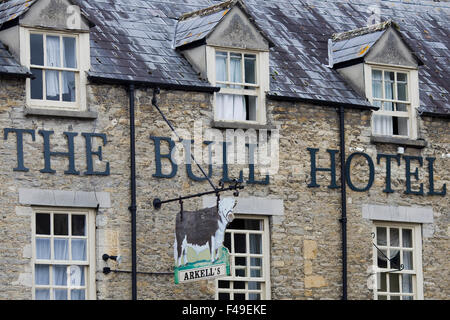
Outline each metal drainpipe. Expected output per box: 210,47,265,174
338,105,348,300
128,84,137,300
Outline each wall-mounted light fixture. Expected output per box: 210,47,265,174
102,254,122,264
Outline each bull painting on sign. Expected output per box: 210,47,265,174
174,198,236,284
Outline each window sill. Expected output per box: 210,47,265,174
24,108,98,120
212,120,277,130
370,135,427,149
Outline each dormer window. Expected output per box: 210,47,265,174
29,32,79,106
0,0,92,114
330,21,423,140
174,0,273,126
214,50,258,121
370,68,411,137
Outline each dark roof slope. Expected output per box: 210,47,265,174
0,0,448,115
0,41,29,77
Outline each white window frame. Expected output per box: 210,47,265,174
21,27,89,111
365,63,419,139
207,45,269,125
215,215,271,300
372,222,423,300
31,207,96,300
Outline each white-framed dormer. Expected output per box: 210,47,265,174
364,63,420,139
206,45,269,125
331,21,423,141
0,0,92,114
20,27,90,111
175,0,272,127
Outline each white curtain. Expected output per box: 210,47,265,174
46,36,60,99
372,70,392,135
35,237,86,300
216,53,246,121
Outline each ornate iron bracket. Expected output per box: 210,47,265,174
153,179,244,209
371,232,404,272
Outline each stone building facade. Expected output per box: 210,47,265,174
0,0,448,300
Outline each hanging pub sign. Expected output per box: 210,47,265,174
174,197,236,284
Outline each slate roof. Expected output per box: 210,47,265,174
0,0,448,116
0,41,29,76
331,26,386,66
174,2,230,49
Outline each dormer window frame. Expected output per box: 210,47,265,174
20,27,90,112
206,45,269,125
364,62,420,140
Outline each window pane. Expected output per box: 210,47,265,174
234,293,245,300
54,289,67,300
219,292,230,300
389,273,400,293
72,215,86,236
235,268,246,277
36,238,51,260
248,281,261,290
234,234,246,253
377,295,387,300
46,36,61,67
36,213,50,235
54,239,69,260
390,249,400,269
71,289,85,300
383,101,394,111
391,295,400,300
30,68,43,100
233,281,245,289
218,280,230,288
377,249,388,268
396,103,408,112
230,53,242,84
68,265,85,286
402,274,413,293
384,71,394,100
372,114,393,136
46,70,60,101
376,227,387,246
397,73,407,83
62,71,76,102
397,82,407,101
249,234,262,254
372,70,382,99
71,239,86,261
402,229,413,248
250,268,261,277
377,272,387,292
248,293,260,300
53,265,68,286
35,289,50,300
54,214,68,235
216,51,227,83
246,96,257,121
235,257,246,266
224,233,231,251
35,264,50,285
63,37,77,68
244,54,256,84
30,34,44,66
250,257,262,267
402,295,413,300
395,117,409,136
403,251,413,270
390,228,399,247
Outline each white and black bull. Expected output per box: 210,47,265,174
174,198,236,267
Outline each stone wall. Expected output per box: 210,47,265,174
0,76,448,300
